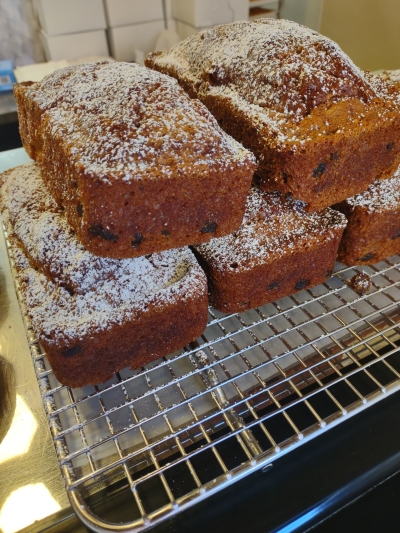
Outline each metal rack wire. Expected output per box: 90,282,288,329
9,243,400,532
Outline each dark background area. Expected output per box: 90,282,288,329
0,120,22,152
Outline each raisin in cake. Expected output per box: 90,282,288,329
193,187,347,314
14,61,256,259
334,167,400,265
0,164,208,388
146,19,400,211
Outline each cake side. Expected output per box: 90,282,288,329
0,165,209,388
146,20,400,211
193,188,347,313
10,242,208,388
14,61,256,258
147,19,372,118
334,169,400,265
14,81,42,160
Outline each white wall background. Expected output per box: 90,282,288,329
0,0,44,66
281,0,324,32
320,0,400,71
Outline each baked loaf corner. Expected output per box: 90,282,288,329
146,19,400,211
0,164,209,388
14,61,256,258
193,187,347,314
334,167,400,265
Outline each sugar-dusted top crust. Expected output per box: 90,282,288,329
0,164,207,345
20,60,253,184
195,187,347,272
345,166,400,213
367,70,400,107
381,70,400,83
147,19,373,123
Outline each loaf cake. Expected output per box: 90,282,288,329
193,187,347,314
14,61,256,259
334,167,400,265
0,164,209,388
146,19,400,211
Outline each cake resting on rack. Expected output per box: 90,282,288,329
334,166,400,265
146,19,400,211
0,164,209,388
5,35,400,389
14,61,256,259
193,188,347,313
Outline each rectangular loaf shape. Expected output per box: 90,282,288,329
0,164,209,388
146,19,400,211
14,61,256,258
334,168,400,265
193,187,347,314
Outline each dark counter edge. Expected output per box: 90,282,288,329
19,384,400,533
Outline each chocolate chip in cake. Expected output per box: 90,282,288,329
101,230,118,242
61,283,75,296
200,222,217,234
88,224,104,237
268,281,280,290
357,252,376,263
329,152,339,161
161,229,170,236
230,262,239,269
131,233,144,247
71,180,78,188
282,172,289,183
295,279,310,290
387,142,395,150
77,203,83,217
313,162,327,178
89,224,118,242
62,346,82,357
392,229,400,240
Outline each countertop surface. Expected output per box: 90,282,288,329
0,148,69,533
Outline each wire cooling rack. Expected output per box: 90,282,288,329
10,244,400,532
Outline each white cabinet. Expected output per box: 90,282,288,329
33,0,107,36
104,0,164,27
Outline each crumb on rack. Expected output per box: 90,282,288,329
348,272,371,295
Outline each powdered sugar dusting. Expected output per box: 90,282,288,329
1,164,207,345
195,187,347,272
381,70,400,83
148,19,372,125
345,166,400,213
367,71,400,106
25,61,253,183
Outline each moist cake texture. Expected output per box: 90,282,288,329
335,167,400,265
14,61,256,258
0,164,209,388
193,187,347,313
146,19,400,211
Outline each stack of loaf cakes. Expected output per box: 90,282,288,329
147,18,400,304
3,19,400,387
2,61,257,387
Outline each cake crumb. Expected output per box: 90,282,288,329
348,272,371,295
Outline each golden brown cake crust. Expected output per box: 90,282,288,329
0,164,209,388
334,168,400,265
146,19,400,211
14,61,256,259
193,188,347,314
